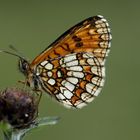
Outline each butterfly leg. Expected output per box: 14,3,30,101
18,80,26,84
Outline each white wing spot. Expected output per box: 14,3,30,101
91,66,99,76
60,100,72,108
67,66,83,71
95,19,103,24
45,63,53,70
41,61,48,66
87,58,95,65
66,60,78,67
92,77,104,87
92,87,102,96
48,78,55,85
81,92,91,101
97,28,108,34
67,71,84,78
74,100,83,106
102,67,105,77
59,59,63,65
56,93,65,100
64,54,77,63
101,34,112,40
101,18,107,22
89,29,95,35
76,102,87,109
97,15,103,18
83,53,94,58
59,87,73,99
72,71,84,78
81,93,95,103
66,77,78,85
97,58,104,65
64,90,73,99
61,80,75,92
99,41,108,48
47,71,53,77
86,83,94,94
86,97,94,103
96,22,107,28
57,71,62,77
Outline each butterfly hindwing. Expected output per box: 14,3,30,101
36,52,105,108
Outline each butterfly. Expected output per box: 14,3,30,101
2,15,112,109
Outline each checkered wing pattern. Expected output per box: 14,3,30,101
31,15,112,108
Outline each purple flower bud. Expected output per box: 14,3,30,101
0,88,39,129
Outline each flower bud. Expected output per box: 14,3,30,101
0,88,39,129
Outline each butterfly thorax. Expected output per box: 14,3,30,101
19,58,41,91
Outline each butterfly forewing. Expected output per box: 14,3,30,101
31,15,112,108
31,15,111,66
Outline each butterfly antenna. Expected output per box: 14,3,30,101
9,45,26,59
0,49,25,60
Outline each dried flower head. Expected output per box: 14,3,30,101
0,88,40,129
0,98,4,121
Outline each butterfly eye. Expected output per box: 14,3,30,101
19,59,29,75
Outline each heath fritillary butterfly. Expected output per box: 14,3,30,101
2,15,112,109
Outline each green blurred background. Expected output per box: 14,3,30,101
0,0,139,140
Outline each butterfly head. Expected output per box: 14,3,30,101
19,58,30,76
19,58,41,90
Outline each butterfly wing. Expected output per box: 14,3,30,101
31,15,111,67
31,15,112,108
37,52,105,108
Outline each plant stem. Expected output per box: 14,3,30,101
3,129,25,140
2,117,59,140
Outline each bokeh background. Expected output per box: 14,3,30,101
0,0,139,140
